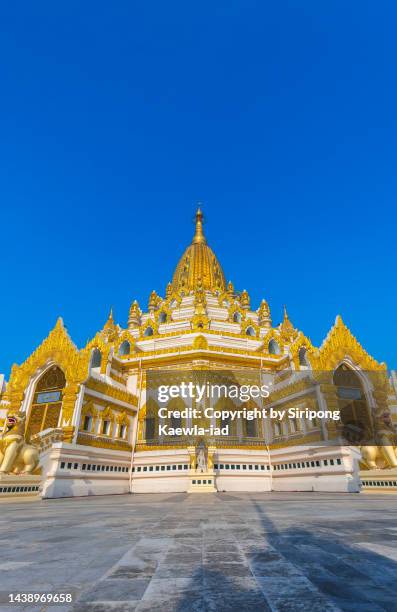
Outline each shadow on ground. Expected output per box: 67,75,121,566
168,498,397,612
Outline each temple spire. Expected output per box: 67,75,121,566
192,206,206,244
104,307,114,328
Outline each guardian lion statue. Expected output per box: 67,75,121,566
360,441,397,470
0,413,40,475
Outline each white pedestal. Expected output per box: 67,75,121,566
188,470,216,493
360,468,397,492
0,474,42,498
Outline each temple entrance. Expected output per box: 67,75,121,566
333,364,372,442
26,366,66,438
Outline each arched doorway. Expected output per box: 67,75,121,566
333,364,372,442
27,366,66,438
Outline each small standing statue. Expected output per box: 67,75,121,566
196,445,207,473
0,413,40,475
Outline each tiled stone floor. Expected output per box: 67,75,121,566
1,492,397,611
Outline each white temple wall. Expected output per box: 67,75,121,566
40,443,131,499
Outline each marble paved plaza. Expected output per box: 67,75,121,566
1,492,397,611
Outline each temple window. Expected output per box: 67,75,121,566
102,420,111,435
27,366,66,438
170,414,182,430
233,312,242,323
118,341,130,356
268,339,280,355
145,417,155,440
245,419,257,438
120,424,127,439
274,422,282,437
158,312,167,323
299,347,309,366
144,326,154,337
246,326,255,337
308,416,318,428
91,348,102,369
83,415,93,432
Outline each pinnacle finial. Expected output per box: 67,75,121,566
104,307,114,328
192,205,206,244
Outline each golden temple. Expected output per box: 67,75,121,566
0,209,396,497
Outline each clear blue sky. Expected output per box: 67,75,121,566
1,1,396,376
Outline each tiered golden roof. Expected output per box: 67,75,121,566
171,208,226,293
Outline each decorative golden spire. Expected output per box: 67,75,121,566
128,300,141,328
102,307,117,341
240,290,250,310
192,207,206,244
171,209,226,293
104,307,114,329
280,305,297,341
258,299,271,328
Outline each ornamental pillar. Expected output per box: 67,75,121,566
319,382,340,440
187,446,196,471
60,382,80,442
207,446,216,470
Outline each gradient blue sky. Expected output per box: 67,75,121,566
1,1,396,376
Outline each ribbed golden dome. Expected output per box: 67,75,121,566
171,209,226,293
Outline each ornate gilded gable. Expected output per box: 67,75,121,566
313,315,385,371
8,318,85,394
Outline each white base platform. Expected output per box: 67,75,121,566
39,442,131,498
360,468,397,492
188,470,216,493
0,474,42,498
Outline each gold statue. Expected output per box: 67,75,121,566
0,413,40,475
360,439,397,470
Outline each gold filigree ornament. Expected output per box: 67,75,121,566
193,335,209,350
191,314,210,331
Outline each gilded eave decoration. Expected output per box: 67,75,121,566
139,319,158,339
289,332,315,368
242,319,260,338
115,330,135,357
154,304,173,324
85,378,138,407
262,329,285,354
228,304,246,323
312,315,385,372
